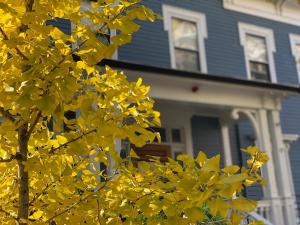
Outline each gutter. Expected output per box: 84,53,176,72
100,59,300,94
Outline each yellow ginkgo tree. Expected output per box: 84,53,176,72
0,0,268,225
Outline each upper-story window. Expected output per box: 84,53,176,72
163,5,208,73
289,34,300,83
245,34,270,81
172,18,199,71
239,23,277,83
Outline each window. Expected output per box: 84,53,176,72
239,23,277,83
171,128,181,143
245,34,270,81
163,5,208,73
290,34,300,83
172,18,200,71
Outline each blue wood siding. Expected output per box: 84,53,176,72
118,0,300,207
46,18,71,35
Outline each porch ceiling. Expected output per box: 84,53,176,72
100,59,300,110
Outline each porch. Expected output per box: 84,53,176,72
103,59,300,225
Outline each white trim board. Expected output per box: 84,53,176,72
162,4,208,73
289,34,300,83
223,0,300,27
238,22,277,83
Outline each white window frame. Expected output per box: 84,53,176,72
238,22,277,83
289,34,300,83
162,5,208,73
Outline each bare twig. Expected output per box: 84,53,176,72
29,182,54,206
49,129,97,154
0,27,29,61
27,110,41,138
0,207,18,221
96,199,102,225
45,181,108,223
0,107,16,122
0,155,16,163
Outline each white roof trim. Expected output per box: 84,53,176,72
224,0,300,27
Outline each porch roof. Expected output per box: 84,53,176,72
101,59,300,94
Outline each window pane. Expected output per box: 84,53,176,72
246,34,268,63
171,129,181,143
151,127,167,143
250,61,270,81
175,48,200,71
172,18,198,51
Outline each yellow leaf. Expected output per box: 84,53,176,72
232,196,257,212
196,151,207,166
29,210,43,220
222,165,240,174
202,155,220,172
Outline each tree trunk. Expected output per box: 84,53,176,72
17,124,29,225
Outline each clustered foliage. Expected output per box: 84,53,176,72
0,0,268,225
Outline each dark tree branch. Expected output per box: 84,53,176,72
0,27,29,61
45,181,108,223
0,207,18,221
0,155,16,163
49,129,97,154
0,107,16,122
27,110,41,138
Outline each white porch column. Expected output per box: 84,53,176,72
184,115,195,158
256,109,285,225
220,118,233,166
268,111,299,225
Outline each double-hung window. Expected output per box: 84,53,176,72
245,34,270,81
239,23,277,82
172,18,200,71
289,34,300,83
163,5,208,73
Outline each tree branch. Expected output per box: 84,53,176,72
0,107,16,122
0,155,16,163
0,207,18,222
27,110,41,138
96,199,102,225
49,129,97,154
0,27,29,61
45,181,108,223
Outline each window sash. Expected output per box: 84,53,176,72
245,34,268,64
249,60,270,81
174,47,200,71
171,17,199,51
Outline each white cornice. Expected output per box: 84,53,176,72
223,0,300,27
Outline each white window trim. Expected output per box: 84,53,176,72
224,0,300,27
162,5,208,73
289,34,300,83
238,22,277,83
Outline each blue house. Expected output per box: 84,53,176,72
54,0,300,224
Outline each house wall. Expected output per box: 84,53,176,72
117,0,300,209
